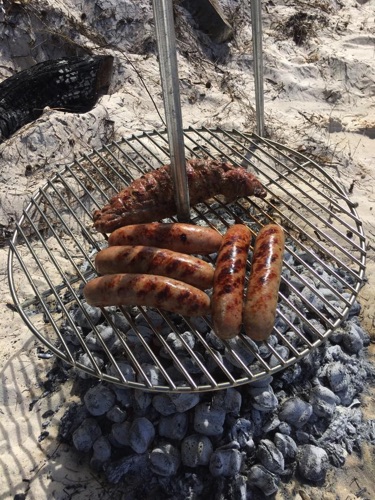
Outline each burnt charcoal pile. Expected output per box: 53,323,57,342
56,275,375,498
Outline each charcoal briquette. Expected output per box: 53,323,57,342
170,391,201,412
135,310,167,330
159,412,189,441
249,385,279,412
194,402,226,436
106,405,127,423
212,388,242,415
85,325,121,353
133,389,152,413
150,443,181,476
325,362,350,393
274,432,297,459
269,345,290,368
126,326,154,345
166,331,195,353
278,397,313,428
107,361,136,383
224,338,256,368
296,444,329,483
92,435,112,463
76,352,104,379
152,394,177,416
104,453,149,484
71,303,101,329
310,385,339,418
229,418,253,449
247,464,280,496
84,385,116,416
181,434,213,467
109,421,131,448
209,448,243,477
72,417,102,453
342,326,364,354
256,439,285,474
277,421,292,435
129,417,155,454
137,363,166,386
113,386,133,407
175,353,205,374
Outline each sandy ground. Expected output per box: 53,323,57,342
1,0,375,498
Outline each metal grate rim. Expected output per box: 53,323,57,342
8,127,366,392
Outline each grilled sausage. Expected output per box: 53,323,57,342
83,273,211,317
108,222,222,255
211,224,251,339
93,158,267,233
94,245,214,290
244,224,285,341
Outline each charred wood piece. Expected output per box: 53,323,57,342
181,0,233,43
0,55,113,142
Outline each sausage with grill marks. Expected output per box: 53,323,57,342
108,222,222,255
244,224,285,341
211,224,251,339
83,273,211,317
94,245,214,290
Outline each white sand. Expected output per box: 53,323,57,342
0,0,374,498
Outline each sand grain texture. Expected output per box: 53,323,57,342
0,0,374,498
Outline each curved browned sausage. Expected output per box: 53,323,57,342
107,223,222,255
83,273,211,317
95,245,214,290
211,224,251,339
93,159,266,233
244,224,285,341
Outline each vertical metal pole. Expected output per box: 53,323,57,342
152,0,190,221
250,0,265,136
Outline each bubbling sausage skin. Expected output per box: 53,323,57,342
211,224,251,339
94,245,214,290
93,159,267,233
108,223,222,255
244,224,285,341
83,273,211,317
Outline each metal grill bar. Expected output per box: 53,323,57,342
194,129,364,260
205,195,354,317
8,129,366,393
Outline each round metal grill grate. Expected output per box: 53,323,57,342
8,128,366,392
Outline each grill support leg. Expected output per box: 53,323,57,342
250,0,265,136
152,0,191,222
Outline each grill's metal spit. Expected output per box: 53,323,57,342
152,0,190,221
